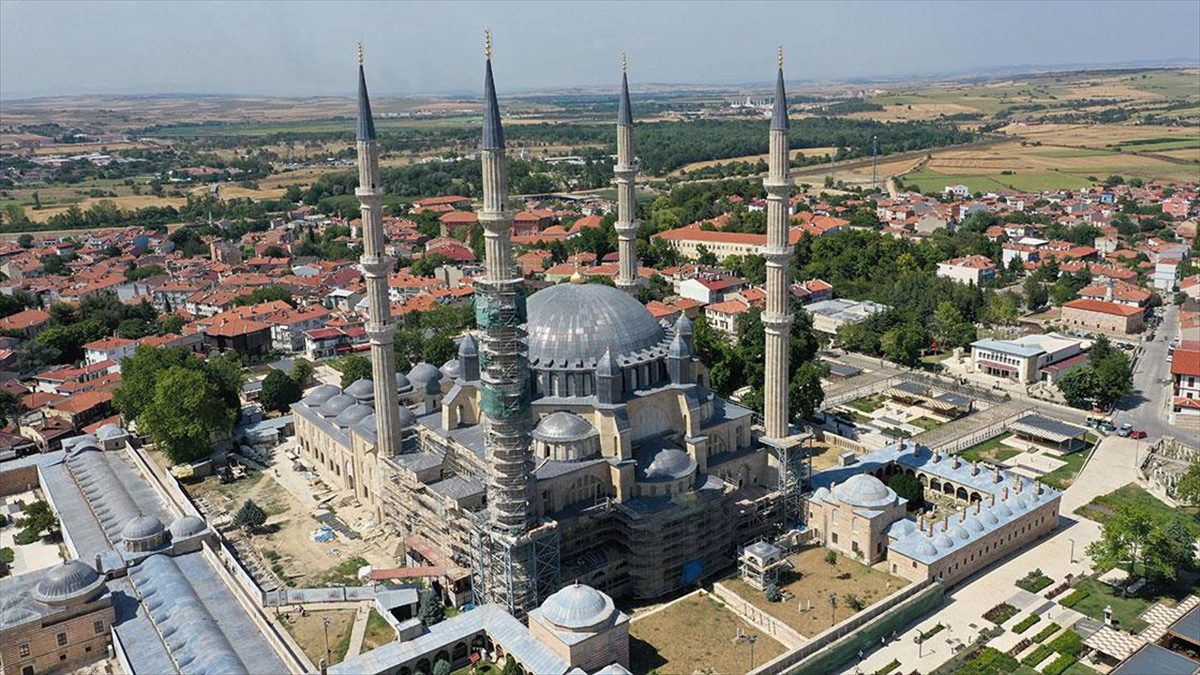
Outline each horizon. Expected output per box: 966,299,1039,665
2,0,1199,99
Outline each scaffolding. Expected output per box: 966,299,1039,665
471,519,561,617
764,433,807,532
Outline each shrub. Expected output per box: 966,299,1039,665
13,529,38,545
844,593,865,611
765,582,782,602
1008,638,1032,656
956,647,1021,675
1043,654,1077,675
1031,622,1061,643
1013,614,1041,634
983,603,1019,624
1045,582,1071,599
233,499,267,532
825,550,838,565
1048,630,1083,657
1059,588,1089,608
873,659,901,675
0,547,13,564
921,623,946,640
1021,645,1054,667
1016,569,1054,593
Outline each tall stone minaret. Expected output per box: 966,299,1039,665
355,44,402,457
762,47,794,442
614,54,641,294
477,32,535,534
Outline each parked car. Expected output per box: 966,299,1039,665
1130,430,1147,439
1116,423,1133,437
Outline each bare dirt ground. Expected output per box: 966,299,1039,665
847,102,981,122
279,607,357,666
629,593,787,675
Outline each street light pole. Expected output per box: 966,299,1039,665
323,616,332,664
1068,538,1075,564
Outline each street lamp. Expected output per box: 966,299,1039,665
915,633,924,658
733,630,759,670
323,616,332,664
1068,538,1075,564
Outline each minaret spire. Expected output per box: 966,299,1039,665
354,43,403,459
762,46,794,442
614,54,640,293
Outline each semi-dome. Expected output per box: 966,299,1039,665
833,474,896,509
34,561,105,605
318,394,356,418
344,378,375,402
303,384,342,406
96,423,126,441
539,582,614,630
532,412,597,443
169,515,207,539
639,448,696,481
440,359,462,380
395,372,414,393
334,404,374,427
527,283,665,366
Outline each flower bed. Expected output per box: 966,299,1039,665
1048,630,1083,657
1021,645,1055,667
1015,569,1054,593
983,602,1019,624
1043,654,1078,675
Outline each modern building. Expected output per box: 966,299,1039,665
936,255,997,286
1061,298,1145,335
806,441,1061,587
804,298,891,335
969,333,1090,384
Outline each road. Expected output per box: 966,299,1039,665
1114,303,1178,440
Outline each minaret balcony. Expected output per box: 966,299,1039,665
360,257,392,276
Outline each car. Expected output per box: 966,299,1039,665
1116,423,1133,437
1130,430,1147,439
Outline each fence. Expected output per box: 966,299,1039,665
264,585,391,607
749,579,942,675
711,582,807,649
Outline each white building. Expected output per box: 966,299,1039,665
936,255,997,286
970,333,1090,384
805,298,891,335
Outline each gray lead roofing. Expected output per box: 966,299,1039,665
357,65,377,141
771,67,789,131
482,58,505,149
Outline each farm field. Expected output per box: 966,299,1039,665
675,146,839,174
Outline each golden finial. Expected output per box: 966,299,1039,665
485,29,492,60
621,53,627,74
778,44,784,69
357,42,364,67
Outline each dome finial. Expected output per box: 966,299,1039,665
484,28,492,60
570,262,585,284
357,41,364,66
621,53,627,74
778,44,784,69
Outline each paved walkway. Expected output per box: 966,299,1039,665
343,603,372,660
846,436,1138,674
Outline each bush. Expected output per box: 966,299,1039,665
983,603,1019,624
921,623,946,640
1021,645,1054,667
956,647,1021,675
873,659,901,675
233,499,267,532
1042,654,1077,675
1031,622,1061,643
844,593,865,611
1045,582,1071,599
0,547,13,564
13,529,38,545
765,582,782,602
825,550,838,565
1048,630,1083,656
1013,614,1041,634
1059,588,1089,608
1015,569,1054,593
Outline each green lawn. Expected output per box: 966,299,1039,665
1067,578,1150,633
910,417,944,431
1075,483,1200,526
900,170,1090,194
959,433,1020,464
1061,662,1100,675
1117,138,1200,152
1037,448,1089,490
847,394,886,413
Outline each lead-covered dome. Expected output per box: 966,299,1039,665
318,394,356,418
539,582,614,630
334,404,374,428
639,448,696,481
832,474,896,510
303,384,342,407
344,378,375,402
169,515,207,539
527,283,665,367
34,561,105,605
532,412,597,443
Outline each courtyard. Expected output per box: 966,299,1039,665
628,592,787,674
721,546,908,638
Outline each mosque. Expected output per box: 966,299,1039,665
291,39,800,609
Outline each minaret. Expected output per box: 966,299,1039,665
477,32,535,534
614,54,641,294
762,46,794,442
355,44,404,458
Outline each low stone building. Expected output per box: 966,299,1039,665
1061,298,1144,335
0,561,116,675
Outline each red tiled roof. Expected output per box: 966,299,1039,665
1171,349,1200,378
1062,299,1144,317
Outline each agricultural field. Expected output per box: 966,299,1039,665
674,146,838,175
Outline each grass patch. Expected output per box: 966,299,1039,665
1061,662,1100,675
955,647,1039,675
1012,614,1041,634
362,608,396,652
1058,588,1089,608
1074,483,1200,526
1015,569,1054,593
958,433,1018,464
847,394,886,413
319,556,368,586
1022,644,1055,667
1066,578,1149,633
983,602,1019,624
1043,654,1078,675
1048,630,1083,656
909,416,944,431
1037,449,1089,490
873,659,901,675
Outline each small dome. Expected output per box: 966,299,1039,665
952,527,970,541
318,394,356,418
408,363,443,387
640,448,696,481
811,487,831,502
539,582,614,630
934,533,955,549
887,520,917,538
354,413,377,442
303,384,342,406
965,517,984,533
915,541,937,556
833,474,896,509
532,412,597,443
982,510,999,525
440,359,462,380
96,423,126,441
169,515,207,539
334,404,374,427
34,561,104,605
395,372,414,393
71,435,100,450
344,378,375,402
995,502,1013,517
397,406,416,428
122,515,165,542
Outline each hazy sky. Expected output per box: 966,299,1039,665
2,0,1198,99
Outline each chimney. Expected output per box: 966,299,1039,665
94,553,103,573
1002,487,1009,501
952,456,960,470
974,500,981,514
993,465,1002,483
1036,482,1045,496
971,461,979,476
942,517,950,532
932,449,941,464
917,519,924,533
959,510,966,523
1105,277,1115,302
1015,478,1024,494
988,494,996,507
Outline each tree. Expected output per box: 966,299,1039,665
765,582,782,602
1086,502,1158,577
17,234,33,249
931,301,964,348
418,587,445,627
337,355,374,389
1057,366,1099,408
17,500,57,539
137,366,236,464
159,314,186,335
432,660,451,675
887,473,924,510
500,656,519,675
789,362,828,421
291,360,315,389
233,499,267,532
1142,514,1197,582
260,369,302,412
881,323,925,366
232,286,295,308
825,550,838,565
1023,277,1048,311
115,346,242,423
695,244,718,267
0,389,26,426
1176,462,1200,505
1093,350,1133,408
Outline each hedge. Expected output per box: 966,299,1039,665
921,623,946,640
1049,630,1083,656
1021,645,1054,667
873,659,901,675
1013,615,1041,634
956,647,1021,675
1059,588,1090,608
1031,622,1062,643
1043,654,1078,675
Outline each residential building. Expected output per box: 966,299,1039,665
0,308,51,339
82,336,137,366
936,255,997,286
704,299,751,338
1169,348,1200,430
1061,298,1145,335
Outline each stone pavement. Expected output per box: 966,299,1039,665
343,603,372,660
847,436,1138,674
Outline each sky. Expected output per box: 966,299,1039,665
1,0,1198,99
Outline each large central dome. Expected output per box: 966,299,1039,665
527,283,666,367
